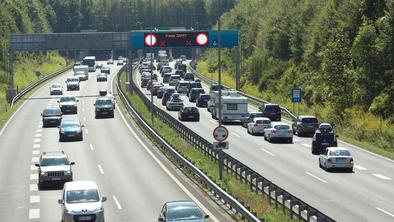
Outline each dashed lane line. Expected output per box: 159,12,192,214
231,132,241,138
36,129,42,133
30,174,38,180
113,196,123,210
32,150,40,155
35,133,42,137
302,143,310,148
305,172,328,183
30,165,37,171
89,144,94,151
28,209,40,219
34,138,41,143
85,129,89,134
31,157,39,163
97,164,104,174
373,174,391,180
354,165,367,171
30,184,38,192
30,195,40,203
260,148,275,157
33,144,40,149
376,207,394,218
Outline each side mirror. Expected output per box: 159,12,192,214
76,99,79,102
158,218,164,222
70,162,75,165
81,124,85,127
93,104,96,106
57,100,60,103
58,199,64,204
205,215,210,219
101,196,107,202
35,163,40,167
41,113,43,116
57,126,60,128
336,135,339,138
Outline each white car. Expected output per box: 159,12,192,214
247,117,271,135
50,83,63,95
319,147,354,172
58,181,106,222
74,71,88,81
264,122,293,143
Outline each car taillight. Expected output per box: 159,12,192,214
348,158,354,164
271,129,277,132
288,129,292,133
254,124,260,127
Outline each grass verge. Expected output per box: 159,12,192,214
119,72,296,222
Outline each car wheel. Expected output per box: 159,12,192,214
348,167,353,172
319,160,323,168
288,138,293,143
251,128,255,135
311,142,318,155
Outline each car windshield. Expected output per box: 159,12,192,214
329,150,351,156
191,83,202,88
170,76,180,80
60,97,76,102
43,109,62,116
192,89,204,94
61,122,79,128
167,207,203,220
256,120,271,124
41,157,69,166
274,125,289,130
67,78,78,82
265,105,280,111
66,189,100,203
51,84,61,88
302,118,318,123
319,125,332,132
184,107,197,113
96,99,112,105
251,113,264,118
200,95,210,100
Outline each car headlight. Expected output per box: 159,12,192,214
94,207,104,212
65,170,72,175
40,171,48,176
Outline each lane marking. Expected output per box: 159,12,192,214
114,74,219,222
373,174,391,180
85,129,89,134
31,157,39,163
36,129,42,133
34,138,41,143
83,117,86,122
35,133,42,137
305,172,327,183
231,132,241,138
90,144,94,151
113,195,123,210
354,165,367,171
260,148,275,156
302,143,311,148
30,195,40,203
209,119,217,124
30,174,38,180
97,164,104,174
30,184,38,192
376,207,394,218
30,165,37,171
32,150,40,155
293,138,299,142
28,209,40,219
33,144,40,149
38,125,42,129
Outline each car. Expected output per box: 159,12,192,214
241,112,264,127
159,66,172,77
58,181,107,222
151,82,164,96
107,59,114,64
169,75,181,86
65,77,80,91
74,71,88,81
180,55,187,61
147,79,158,91
209,84,224,93
96,73,107,82
162,88,176,106
319,147,353,172
189,88,205,102
41,107,62,127
58,96,78,114
99,89,108,96
178,106,199,121
96,63,103,69
100,66,111,75
292,115,319,136
58,116,84,141
141,77,151,88
264,122,293,143
35,151,75,189
311,123,338,155
187,81,203,96
140,71,152,81
259,103,281,121
166,93,184,111
50,83,63,95
157,86,168,98
184,72,195,81
117,60,124,66
163,73,172,83
158,200,209,222
196,94,210,107
174,69,185,78
247,117,271,135
176,81,189,94
94,97,114,118
105,92,116,109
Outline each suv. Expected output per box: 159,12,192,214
58,96,78,114
94,97,114,118
58,181,106,222
292,115,319,136
311,123,338,154
65,77,80,91
41,107,62,127
59,116,84,141
35,151,75,189
162,88,176,106
259,103,281,121
184,73,195,81
189,88,205,102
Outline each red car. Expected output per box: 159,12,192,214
178,106,200,121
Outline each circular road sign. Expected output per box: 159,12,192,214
213,125,229,142
145,34,157,46
196,33,208,46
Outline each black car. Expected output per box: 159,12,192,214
177,64,187,73
41,108,62,127
292,115,319,136
241,111,264,128
94,97,114,118
209,84,225,93
162,88,176,106
187,81,203,96
189,88,205,102
159,200,209,222
58,117,84,142
196,94,210,107
159,66,172,77
184,72,195,81
311,123,338,154
259,103,281,121
174,69,185,78
178,107,200,121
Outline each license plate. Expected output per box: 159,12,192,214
51,177,61,181
188,116,194,118
79,216,92,221
322,142,329,145
67,134,75,137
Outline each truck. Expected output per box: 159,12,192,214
209,90,249,122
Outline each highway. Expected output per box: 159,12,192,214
136,61,394,222
0,63,233,222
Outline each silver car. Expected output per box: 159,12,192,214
59,181,106,222
166,93,184,111
319,147,354,172
35,151,75,189
169,74,181,86
159,200,209,222
264,122,293,143
50,83,63,95
247,117,271,135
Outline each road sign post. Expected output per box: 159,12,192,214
291,87,302,116
213,125,229,180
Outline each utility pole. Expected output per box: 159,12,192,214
217,0,224,180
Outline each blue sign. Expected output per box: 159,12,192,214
291,87,302,103
130,30,238,49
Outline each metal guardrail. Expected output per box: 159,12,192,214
187,64,297,120
11,65,73,107
118,63,336,222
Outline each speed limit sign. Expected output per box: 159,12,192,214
213,126,228,142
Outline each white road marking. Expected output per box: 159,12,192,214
32,150,40,155
376,207,394,218
231,132,240,138
35,133,42,137
85,129,88,134
30,184,38,191
31,157,39,163
97,164,104,174
209,119,217,124
354,165,367,171
33,144,40,149
82,101,85,105
293,138,299,142
30,165,37,171
83,117,86,122
30,174,38,180
260,148,275,156
34,138,41,143
302,143,311,148
30,195,40,203
36,129,42,133
114,74,219,222
373,174,391,180
29,209,40,219
38,125,42,129
113,195,123,210
90,144,94,151
305,172,327,183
